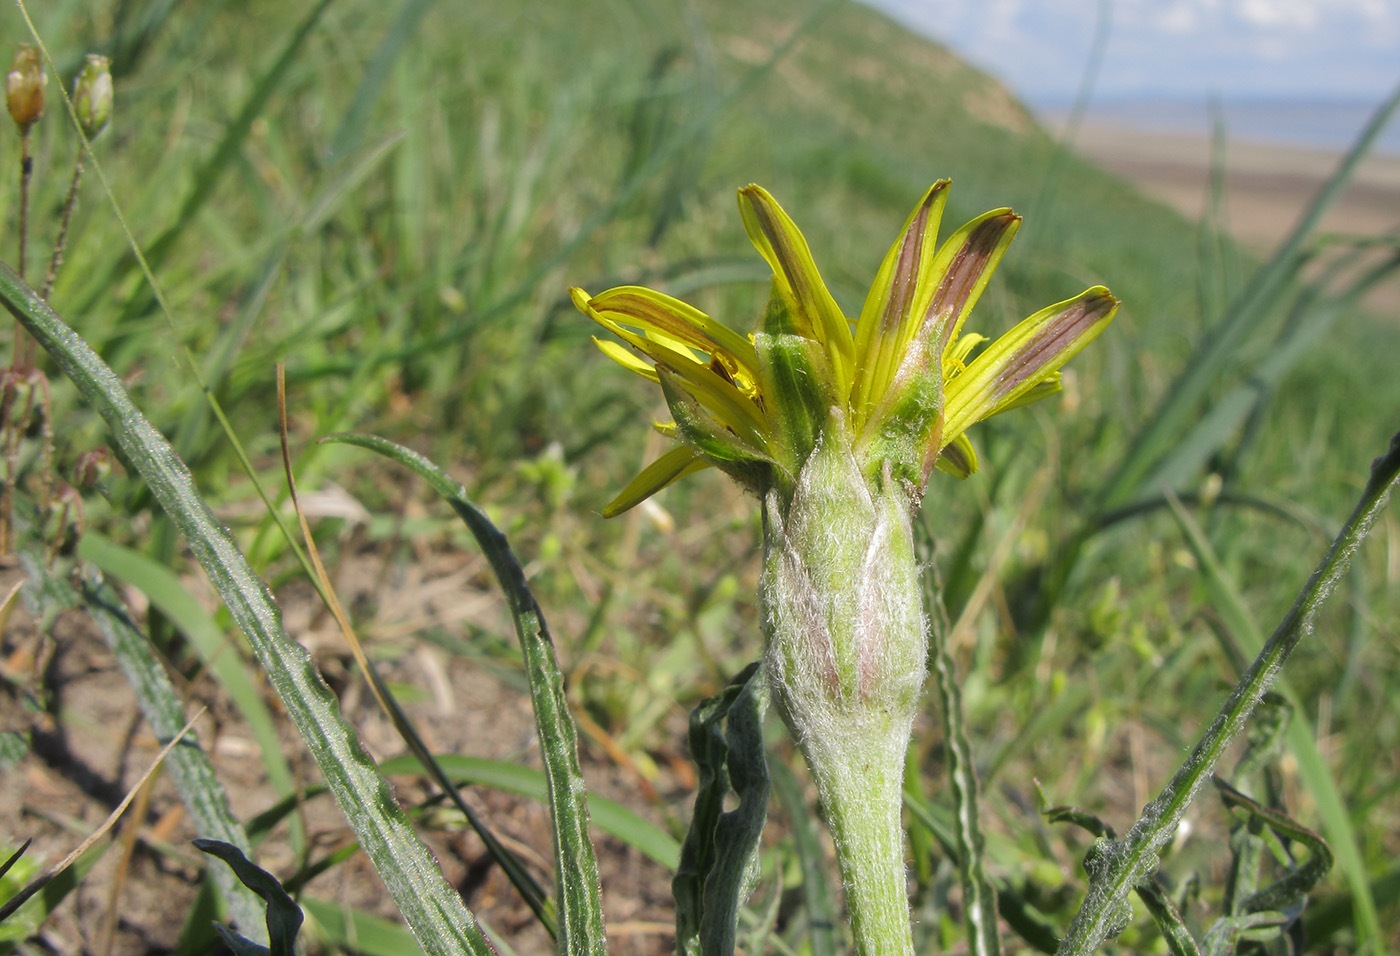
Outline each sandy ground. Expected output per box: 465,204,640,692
1067,123,1400,316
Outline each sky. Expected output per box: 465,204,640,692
865,0,1400,106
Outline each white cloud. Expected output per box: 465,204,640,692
1238,0,1320,30
866,0,1399,102
1155,3,1201,34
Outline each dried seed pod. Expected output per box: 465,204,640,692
6,45,46,132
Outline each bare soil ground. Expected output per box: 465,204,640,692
1068,124,1400,316
0,548,683,956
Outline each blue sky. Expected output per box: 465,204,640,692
865,0,1400,105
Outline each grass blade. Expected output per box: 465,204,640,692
301,897,428,956
0,264,492,956
901,795,1060,954
1101,79,1400,507
1056,430,1400,954
375,754,680,870
141,0,337,272
322,431,607,956
326,0,438,164
1145,251,1400,495
277,372,556,936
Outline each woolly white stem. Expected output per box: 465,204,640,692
761,427,926,956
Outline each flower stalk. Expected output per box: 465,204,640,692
761,429,926,956
575,182,1117,956
7,44,45,369
43,54,113,302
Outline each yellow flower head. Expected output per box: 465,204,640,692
573,182,1118,516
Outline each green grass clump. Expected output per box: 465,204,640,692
2,0,1398,952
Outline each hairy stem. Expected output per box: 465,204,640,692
817,742,914,956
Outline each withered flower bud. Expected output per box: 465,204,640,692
6,45,46,131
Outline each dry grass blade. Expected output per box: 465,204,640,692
0,708,203,923
96,775,158,956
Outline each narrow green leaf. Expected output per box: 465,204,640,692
1144,251,1400,496
143,0,336,270
195,840,303,956
1135,879,1202,956
1201,911,1287,956
672,663,770,956
326,0,437,164
175,877,224,956
901,794,1060,954
347,652,557,934
1101,78,1400,506
321,431,607,956
0,264,491,956
922,550,1001,956
301,897,427,956
0,841,31,885
0,841,109,940
303,131,409,234
1214,779,1333,915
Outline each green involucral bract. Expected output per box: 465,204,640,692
574,182,1117,956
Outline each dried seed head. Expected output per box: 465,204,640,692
6,45,46,132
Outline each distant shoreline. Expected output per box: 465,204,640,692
1035,97,1400,157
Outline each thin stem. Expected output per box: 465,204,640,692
42,153,85,301
0,374,13,553
16,127,33,367
927,573,1001,956
1056,430,1400,955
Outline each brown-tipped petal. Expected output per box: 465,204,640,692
917,209,1021,365
859,209,1021,442
986,374,1062,417
850,181,950,422
933,432,978,479
738,185,854,388
942,286,1118,444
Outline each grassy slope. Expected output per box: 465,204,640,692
5,0,1396,947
